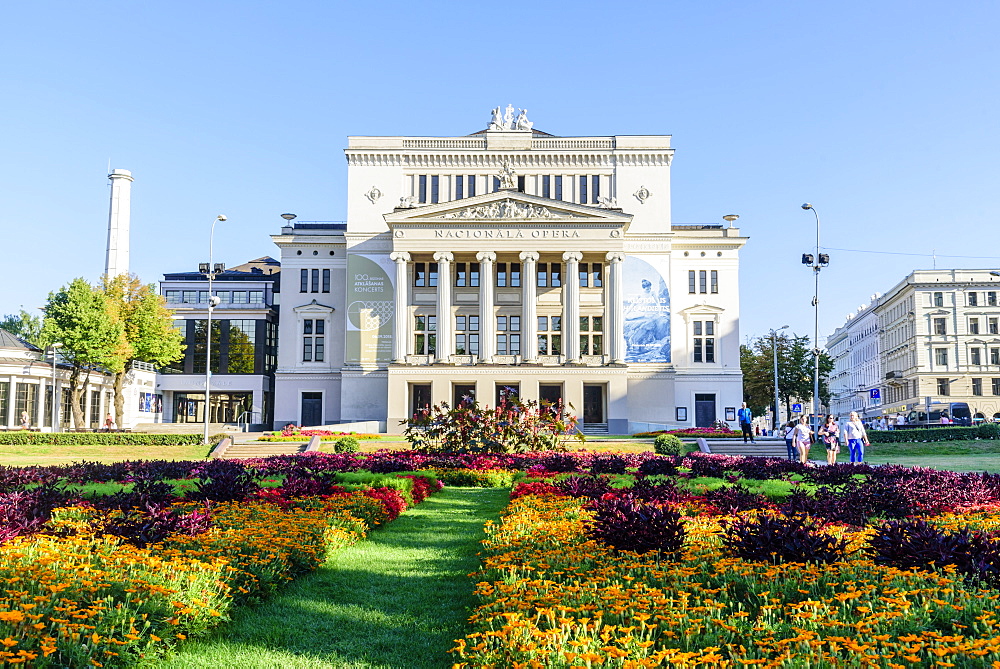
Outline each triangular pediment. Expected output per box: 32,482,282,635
384,190,632,227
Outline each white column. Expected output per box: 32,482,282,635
563,251,583,363
434,251,454,363
520,251,539,362
476,251,496,363
605,252,625,364
390,251,411,363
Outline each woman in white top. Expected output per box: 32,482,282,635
844,411,869,463
791,416,813,466
783,420,797,461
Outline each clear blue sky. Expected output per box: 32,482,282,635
3,1,998,346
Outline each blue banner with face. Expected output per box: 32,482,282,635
623,255,671,363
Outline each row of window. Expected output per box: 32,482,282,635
300,269,331,293
688,270,719,294
415,174,602,205
936,377,1000,396
932,316,1000,335
930,291,1000,307
413,262,601,288
162,319,276,375
0,382,111,429
413,314,604,357
164,290,265,304
934,347,1000,366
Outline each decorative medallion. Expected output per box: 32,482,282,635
364,186,383,204
634,186,651,204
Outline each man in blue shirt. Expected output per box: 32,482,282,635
737,402,755,443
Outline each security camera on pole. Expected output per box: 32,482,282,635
201,215,227,446
801,204,829,432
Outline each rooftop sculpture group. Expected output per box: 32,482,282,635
489,104,533,131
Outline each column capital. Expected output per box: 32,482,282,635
433,251,454,263
476,251,497,263
562,251,583,262
519,251,540,263
605,251,625,264
390,251,411,263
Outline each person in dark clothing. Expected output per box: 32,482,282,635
737,402,755,443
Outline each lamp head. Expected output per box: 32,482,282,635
991,271,1000,277
280,213,297,221
801,203,813,210
51,342,63,349
216,215,227,222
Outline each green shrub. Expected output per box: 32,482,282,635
978,423,1000,440
0,432,227,446
868,427,980,443
653,434,685,456
332,436,360,453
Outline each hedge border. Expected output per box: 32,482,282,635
0,432,229,446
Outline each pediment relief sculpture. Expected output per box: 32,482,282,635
440,199,580,221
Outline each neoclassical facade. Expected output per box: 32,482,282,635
271,111,747,433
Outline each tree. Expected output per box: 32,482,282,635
40,278,126,428
0,309,43,348
741,332,834,424
101,274,185,424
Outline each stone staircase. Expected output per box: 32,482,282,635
580,422,609,436
216,434,308,460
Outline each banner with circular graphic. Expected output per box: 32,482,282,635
346,254,395,363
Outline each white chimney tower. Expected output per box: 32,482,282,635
105,169,134,278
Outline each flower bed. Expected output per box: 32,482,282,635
633,426,741,439
0,457,442,666
454,460,1000,667
258,429,380,442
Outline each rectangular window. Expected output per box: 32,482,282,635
992,348,1000,365
934,292,944,307
231,291,248,304
165,290,181,303
592,175,600,203
537,262,561,288
579,316,604,356
322,269,330,293
183,290,198,303
497,263,521,288
935,348,948,366
938,378,950,396
537,316,561,356
517,176,525,192
542,175,551,198
496,315,521,356
692,321,714,363
249,290,264,304
430,175,439,204
493,176,500,192
994,378,1000,396
972,348,982,365
455,315,480,356
413,262,439,287
300,269,308,293
688,271,696,294
934,318,946,335
455,175,464,200
468,175,476,197
0,382,7,426
579,175,587,204
555,176,563,200
991,318,999,335
990,291,997,306
90,389,100,429
973,378,983,396
414,315,437,356
971,317,980,335
699,270,707,293
579,263,589,287
969,292,979,306
418,175,427,203
710,270,718,293
311,269,319,293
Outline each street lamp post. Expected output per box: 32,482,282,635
202,215,227,446
801,204,829,430
770,325,789,434
49,343,63,432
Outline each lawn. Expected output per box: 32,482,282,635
158,487,509,669
0,442,210,467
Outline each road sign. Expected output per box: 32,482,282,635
791,403,803,413
870,389,881,399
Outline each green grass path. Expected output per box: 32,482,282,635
156,487,509,669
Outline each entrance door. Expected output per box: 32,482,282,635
583,385,604,424
411,384,431,417
300,392,323,427
694,394,716,427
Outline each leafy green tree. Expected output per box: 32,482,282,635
0,309,43,348
101,274,185,424
741,332,833,423
40,278,126,428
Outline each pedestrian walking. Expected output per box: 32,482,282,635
818,414,840,466
783,420,797,461
738,402,755,444
792,415,813,465
845,411,869,463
